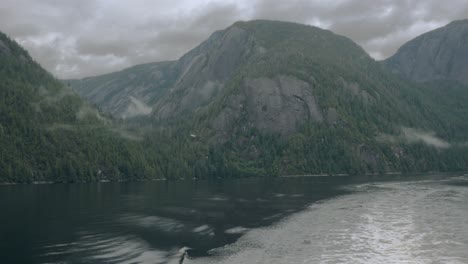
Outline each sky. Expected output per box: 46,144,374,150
1,0,467,79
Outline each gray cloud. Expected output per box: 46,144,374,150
1,0,467,78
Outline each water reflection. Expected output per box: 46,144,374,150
188,175,468,264
0,176,349,263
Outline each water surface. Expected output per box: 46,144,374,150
0,176,348,263
1,175,467,263
189,175,468,264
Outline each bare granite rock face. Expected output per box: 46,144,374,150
244,75,322,134
70,24,255,120
68,61,175,118
211,75,323,136
384,19,468,85
211,94,244,142
154,26,255,119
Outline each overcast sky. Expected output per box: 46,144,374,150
1,0,467,79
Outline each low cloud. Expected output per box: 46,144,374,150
401,127,451,149
1,0,468,78
37,84,74,103
377,127,451,149
76,104,108,123
122,96,153,119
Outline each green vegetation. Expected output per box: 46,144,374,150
164,21,468,177
2,20,468,183
0,32,163,183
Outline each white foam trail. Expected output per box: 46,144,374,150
187,178,468,264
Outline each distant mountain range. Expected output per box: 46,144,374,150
2,19,468,183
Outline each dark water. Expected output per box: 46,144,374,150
0,176,351,264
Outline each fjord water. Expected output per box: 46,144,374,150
1,175,468,264
0,177,348,263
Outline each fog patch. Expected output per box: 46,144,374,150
37,85,74,103
76,104,107,123
402,127,450,149
377,127,451,149
122,96,152,119
32,85,76,113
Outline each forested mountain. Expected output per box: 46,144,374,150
67,20,468,177
382,19,468,144
0,31,169,183
66,61,177,118
1,20,467,183
384,19,468,85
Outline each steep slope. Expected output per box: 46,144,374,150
0,31,165,183
152,20,372,125
188,21,468,174
67,61,176,118
67,25,257,120
384,19,468,85
69,20,468,176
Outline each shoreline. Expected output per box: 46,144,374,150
1,171,465,185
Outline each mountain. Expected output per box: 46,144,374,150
383,19,468,142
66,61,176,118
384,19,468,85
0,31,170,183
69,20,371,123
68,20,468,176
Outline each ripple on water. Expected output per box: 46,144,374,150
40,231,187,264
186,177,468,264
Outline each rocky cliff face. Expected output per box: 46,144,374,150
152,20,378,137
68,20,370,132
65,20,465,144
212,75,322,136
384,20,468,85
67,61,176,118
152,25,256,119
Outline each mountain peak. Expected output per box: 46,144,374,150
384,19,468,85
70,20,372,119
64,21,468,177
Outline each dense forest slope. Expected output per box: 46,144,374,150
384,19,468,85
67,20,468,177
0,31,170,183
2,20,467,183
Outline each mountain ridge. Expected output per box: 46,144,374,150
0,31,172,183
68,20,468,176
384,19,468,85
